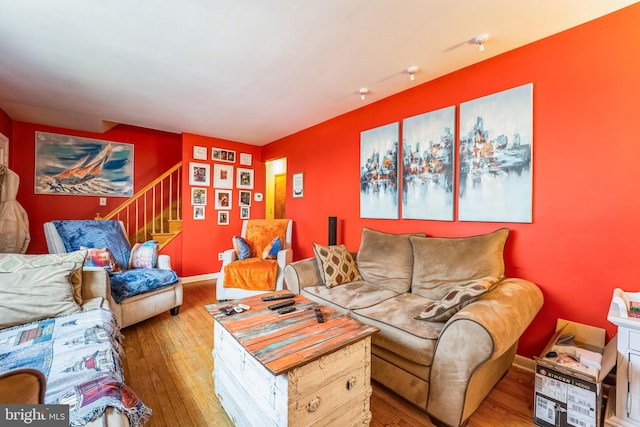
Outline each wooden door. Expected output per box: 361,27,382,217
274,173,286,219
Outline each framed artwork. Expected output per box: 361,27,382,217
458,83,533,223
193,146,208,160
360,122,399,219
240,153,252,166
34,131,134,196
212,147,236,163
191,187,207,205
214,189,232,210
189,162,210,186
236,168,254,189
213,164,234,188
240,206,250,219
194,205,205,220
218,211,229,225
239,190,251,206
402,106,456,221
292,172,304,198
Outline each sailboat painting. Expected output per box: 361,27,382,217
35,132,134,196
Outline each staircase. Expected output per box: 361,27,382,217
102,162,183,249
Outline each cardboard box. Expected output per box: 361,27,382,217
534,319,616,427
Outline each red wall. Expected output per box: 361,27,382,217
180,133,265,277
262,4,640,357
10,122,182,261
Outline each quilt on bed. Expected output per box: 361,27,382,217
0,308,151,426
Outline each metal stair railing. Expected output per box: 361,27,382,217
102,161,182,247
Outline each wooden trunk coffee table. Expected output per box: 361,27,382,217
207,291,379,427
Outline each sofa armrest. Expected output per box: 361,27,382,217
427,278,543,426
283,257,324,294
158,254,172,270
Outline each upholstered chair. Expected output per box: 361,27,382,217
217,219,292,301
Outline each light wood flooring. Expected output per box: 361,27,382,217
121,280,537,426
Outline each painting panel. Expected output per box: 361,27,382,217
458,83,533,222
402,106,455,220
214,189,232,210
189,162,210,186
191,188,207,205
236,168,254,189
360,122,399,219
35,132,134,196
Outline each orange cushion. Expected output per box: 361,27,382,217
222,258,278,290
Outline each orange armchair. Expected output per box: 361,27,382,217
216,219,292,301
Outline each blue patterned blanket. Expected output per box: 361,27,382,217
0,309,151,426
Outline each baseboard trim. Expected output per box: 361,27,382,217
513,354,535,373
181,273,219,284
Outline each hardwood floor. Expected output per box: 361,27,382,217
121,280,537,426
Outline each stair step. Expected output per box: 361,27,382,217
168,219,182,233
151,232,177,245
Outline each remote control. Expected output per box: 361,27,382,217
262,293,296,302
268,299,295,310
314,307,324,323
277,306,296,315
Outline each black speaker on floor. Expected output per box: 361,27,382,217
328,216,337,246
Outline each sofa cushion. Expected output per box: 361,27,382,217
0,262,81,329
415,277,501,322
301,281,398,312
356,228,426,293
351,293,445,367
129,240,159,269
313,243,362,288
0,250,88,305
409,228,509,300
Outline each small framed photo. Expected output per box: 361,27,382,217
189,162,210,186
193,146,208,160
240,153,252,166
212,147,236,163
194,205,205,220
292,172,304,198
218,211,229,225
240,206,250,219
213,164,234,188
214,189,232,210
191,187,207,205
237,168,254,189
239,190,252,207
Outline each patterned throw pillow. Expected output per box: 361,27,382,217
82,247,122,272
262,237,282,260
129,240,159,269
414,277,501,322
232,236,252,260
0,250,88,305
313,243,362,288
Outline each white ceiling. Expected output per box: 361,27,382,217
0,1,636,146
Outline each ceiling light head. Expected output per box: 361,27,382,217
407,66,418,81
359,87,369,100
474,34,488,52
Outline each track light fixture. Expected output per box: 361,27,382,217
407,66,418,81
474,34,488,52
359,87,369,100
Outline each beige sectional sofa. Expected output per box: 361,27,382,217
0,251,150,427
284,228,543,427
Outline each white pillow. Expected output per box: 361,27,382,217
0,262,81,330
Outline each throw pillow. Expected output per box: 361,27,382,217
356,228,426,293
262,236,282,260
0,262,81,329
415,277,501,322
0,250,88,305
410,228,509,300
232,236,253,260
129,240,159,269
81,247,122,272
313,243,362,288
